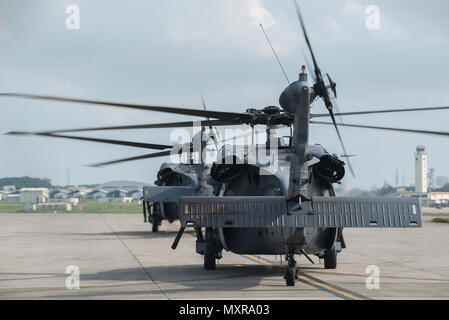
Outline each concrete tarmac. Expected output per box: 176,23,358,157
0,213,448,299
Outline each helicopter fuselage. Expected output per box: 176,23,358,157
215,145,341,255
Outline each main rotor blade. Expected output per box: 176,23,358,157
13,119,239,134
294,0,335,112
88,150,172,167
293,0,319,74
294,0,352,174
201,95,212,125
0,93,250,121
310,105,449,118
311,121,449,137
219,129,264,143
6,132,173,150
328,112,355,177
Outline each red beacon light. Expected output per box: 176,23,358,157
301,65,306,73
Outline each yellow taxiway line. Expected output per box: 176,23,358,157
245,254,366,300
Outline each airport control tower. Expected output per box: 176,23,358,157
415,145,427,193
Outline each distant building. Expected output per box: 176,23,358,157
6,194,20,203
127,189,143,201
68,190,87,200
428,192,449,206
50,189,69,199
428,168,436,190
3,185,16,192
106,189,128,198
68,187,93,194
19,188,49,203
99,180,147,192
414,145,427,193
397,191,449,207
86,190,108,199
87,190,108,199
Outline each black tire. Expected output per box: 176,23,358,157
285,267,296,286
204,241,216,270
324,245,337,269
151,214,161,233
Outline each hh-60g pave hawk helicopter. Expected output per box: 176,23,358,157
4,1,449,286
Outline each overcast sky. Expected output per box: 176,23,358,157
0,0,448,189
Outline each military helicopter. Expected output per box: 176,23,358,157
4,102,229,233
3,1,449,286
142,120,262,232
3,94,263,233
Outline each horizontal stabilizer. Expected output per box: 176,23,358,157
179,196,421,228
143,186,195,203
307,196,421,228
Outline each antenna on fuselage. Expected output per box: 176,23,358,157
260,24,293,148
259,24,290,86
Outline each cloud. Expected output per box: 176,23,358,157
2,0,448,188
163,0,281,60
246,0,274,28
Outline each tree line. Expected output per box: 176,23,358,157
0,177,53,189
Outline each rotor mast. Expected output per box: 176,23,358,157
280,66,312,200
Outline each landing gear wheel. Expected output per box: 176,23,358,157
324,245,337,269
285,267,296,286
284,254,297,286
204,241,216,270
151,215,161,233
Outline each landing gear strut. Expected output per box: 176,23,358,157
145,202,162,233
284,255,298,286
